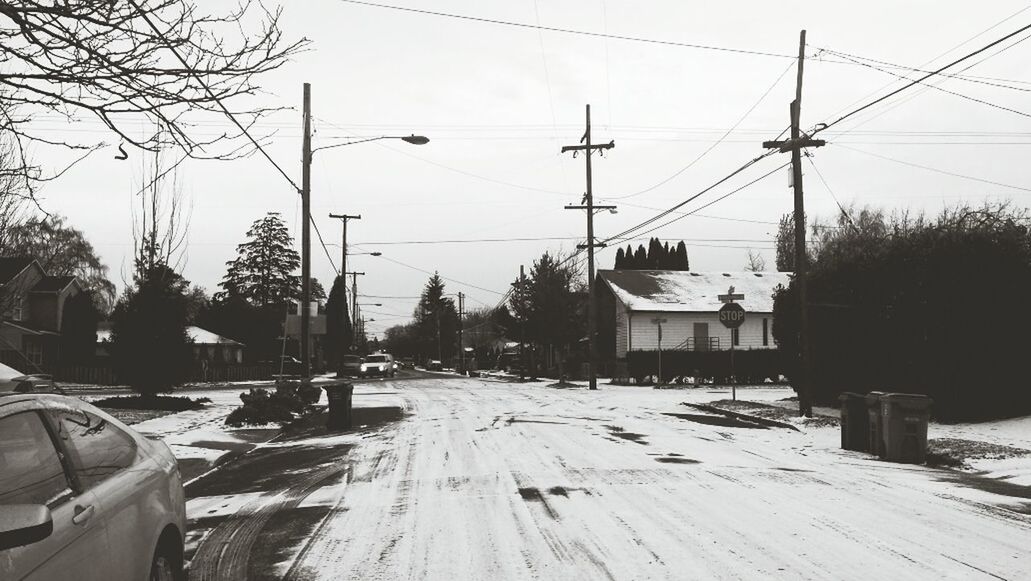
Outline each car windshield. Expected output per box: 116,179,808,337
366,355,388,363
342,356,361,364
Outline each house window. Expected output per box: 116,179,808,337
10,295,25,321
731,328,740,347
762,318,769,346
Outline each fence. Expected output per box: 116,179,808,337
50,363,276,386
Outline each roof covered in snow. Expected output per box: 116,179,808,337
598,270,791,313
96,325,243,346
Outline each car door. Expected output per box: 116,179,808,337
48,409,156,581
0,410,109,581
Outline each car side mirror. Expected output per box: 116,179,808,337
0,505,53,550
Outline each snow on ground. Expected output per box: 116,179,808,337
263,378,1031,580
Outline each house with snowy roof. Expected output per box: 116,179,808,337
96,324,245,364
596,270,790,379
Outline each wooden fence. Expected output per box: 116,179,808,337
50,364,276,386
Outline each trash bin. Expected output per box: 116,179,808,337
880,393,932,464
838,392,868,451
322,382,353,430
865,391,887,457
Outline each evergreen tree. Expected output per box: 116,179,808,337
110,263,193,396
661,241,672,269
217,212,300,307
614,247,626,268
59,291,99,365
646,238,663,268
414,274,459,362
632,245,647,268
324,275,353,370
676,241,690,270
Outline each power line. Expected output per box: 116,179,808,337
336,0,795,59
126,0,301,193
832,143,1031,194
606,161,790,245
609,61,794,200
605,152,778,243
814,21,1031,135
823,47,1031,121
377,255,505,295
354,235,773,246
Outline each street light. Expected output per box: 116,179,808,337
312,134,430,154
298,85,428,380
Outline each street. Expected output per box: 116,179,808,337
182,377,1030,580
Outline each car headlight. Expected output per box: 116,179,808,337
360,364,367,371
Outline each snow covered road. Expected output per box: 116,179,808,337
243,378,1028,581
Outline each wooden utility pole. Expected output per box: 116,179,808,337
562,104,615,390
347,271,365,352
518,265,526,380
457,292,465,374
762,30,825,417
300,83,312,380
329,213,360,370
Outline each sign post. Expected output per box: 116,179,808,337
718,287,746,401
651,318,667,385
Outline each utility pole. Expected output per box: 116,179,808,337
457,292,465,374
329,213,360,370
300,82,312,380
762,30,825,417
518,265,526,380
347,271,365,352
562,104,615,391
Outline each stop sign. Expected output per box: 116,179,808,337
718,302,746,329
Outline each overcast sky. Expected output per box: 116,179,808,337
27,0,1031,336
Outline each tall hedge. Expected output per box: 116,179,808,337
773,204,1031,421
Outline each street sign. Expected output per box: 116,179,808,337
718,286,744,303
718,302,746,329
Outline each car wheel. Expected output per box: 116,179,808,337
150,543,183,581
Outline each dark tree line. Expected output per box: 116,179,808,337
773,203,1031,420
613,238,690,270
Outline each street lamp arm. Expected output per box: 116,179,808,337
312,134,429,154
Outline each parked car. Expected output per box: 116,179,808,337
362,353,396,378
399,358,415,369
0,393,187,580
0,363,57,395
339,355,363,377
426,359,444,372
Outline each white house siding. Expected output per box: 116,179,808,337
628,311,774,353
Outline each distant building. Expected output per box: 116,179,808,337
596,270,790,363
0,256,83,369
96,324,245,364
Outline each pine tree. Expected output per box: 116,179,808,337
110,263,193,396
324,275,352,370
661,241,672,269
414,273,459,362
633,245,647,268
676,241,690,270
647,238,663,269
614,247,626,268
217,213,300,307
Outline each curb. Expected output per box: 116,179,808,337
683,403,802,432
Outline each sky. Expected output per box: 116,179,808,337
23,0,1031,337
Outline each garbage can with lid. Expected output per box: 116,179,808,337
880,393,932,464
838,392,868,451
865,391,887,457
323,382,354,430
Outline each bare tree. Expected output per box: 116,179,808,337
132,143,191,281
0,1,308,203
745,249,767,272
